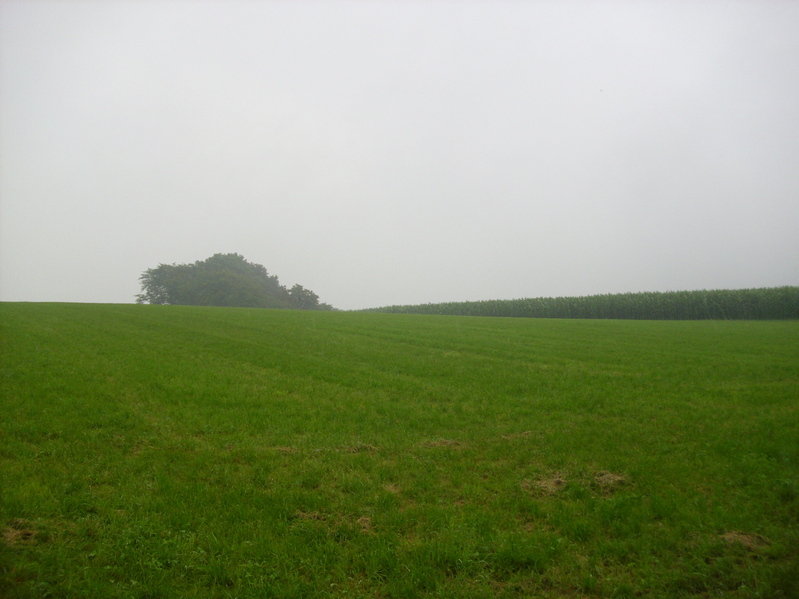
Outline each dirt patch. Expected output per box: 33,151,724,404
274,446,298,454
345,444,377,453
356,516,373,534
522,476,567,496
295,511,326,522
3,519,37,547
295,511,374,535
721,531,771,550
501,431,534,440
383,483,401,494
130,440,152,456
422,439,462,448
594,471,628,493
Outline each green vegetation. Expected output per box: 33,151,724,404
136,253,333,310
1,303,798,598
365,286,799,320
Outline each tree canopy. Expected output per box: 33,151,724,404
136,254,333,310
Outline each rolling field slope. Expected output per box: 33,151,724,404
1,303,798,597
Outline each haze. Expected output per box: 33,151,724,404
1,1,797,310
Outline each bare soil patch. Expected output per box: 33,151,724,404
721,531,771,550
3,519,37,547
422,439,462,448
356,516,373,534
345,444,377,453
501,431,534,440
295,511,326,522
295,511,374,535
522,476,567,496
594,471,628,493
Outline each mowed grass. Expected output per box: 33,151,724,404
1,303,797,598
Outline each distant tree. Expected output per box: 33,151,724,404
136,253,332,310
288,284,320,310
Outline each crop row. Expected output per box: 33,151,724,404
364,286,799,319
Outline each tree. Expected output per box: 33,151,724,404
136,253,332,310
288,284,320,310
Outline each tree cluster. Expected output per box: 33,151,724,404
136,253,333,310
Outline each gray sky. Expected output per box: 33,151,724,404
1,1,797,310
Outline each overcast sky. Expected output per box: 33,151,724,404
1,1,797,310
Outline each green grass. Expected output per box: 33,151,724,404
1,303,798,598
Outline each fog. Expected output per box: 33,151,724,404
2,1,797,310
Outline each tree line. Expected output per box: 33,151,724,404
136,253,333,310
362,287,799,320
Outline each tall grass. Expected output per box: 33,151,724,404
364,286,799,320
1,303,798,597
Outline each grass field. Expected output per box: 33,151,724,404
1,303,798,598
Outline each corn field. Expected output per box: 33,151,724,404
364,286,799,320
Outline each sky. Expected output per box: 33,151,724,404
1,1,797,310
